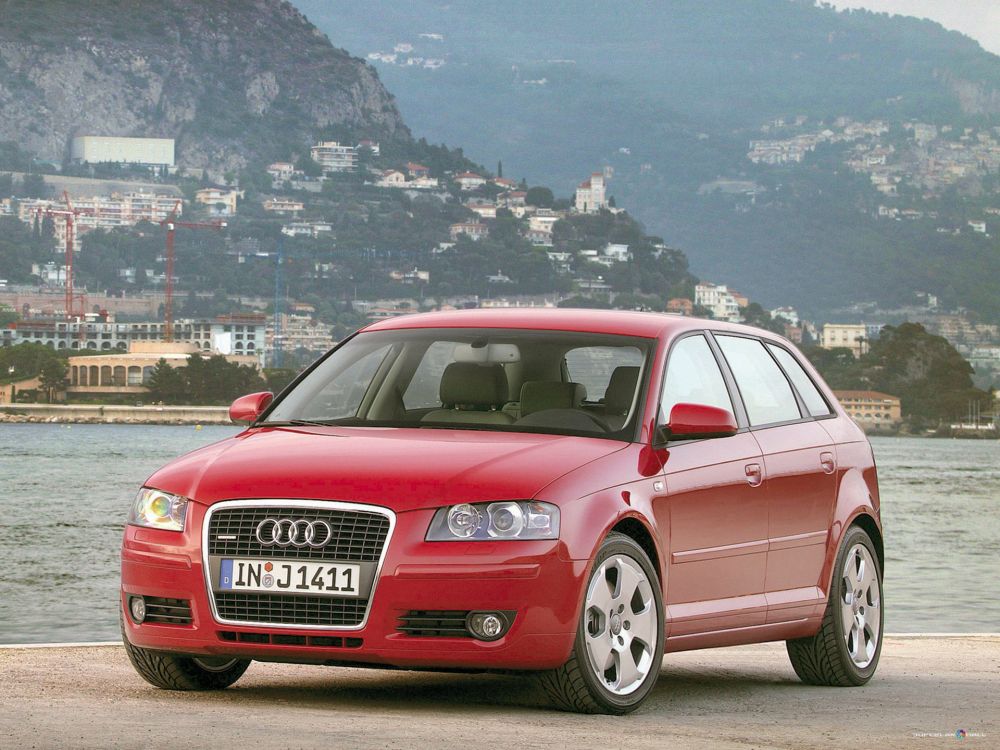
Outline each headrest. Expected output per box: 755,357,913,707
604,366,640,416
519,381,586,417
439,362,508,406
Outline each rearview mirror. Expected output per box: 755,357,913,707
229,391,273,424
656,402,738,444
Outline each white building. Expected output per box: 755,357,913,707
575,172,606,213
18,192,181,252
70,136,175,167
771,306,800,326
454,172,486,191
310,141,358,173
695,283,742,323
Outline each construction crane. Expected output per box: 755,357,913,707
159,201,226,342
35,191,83,322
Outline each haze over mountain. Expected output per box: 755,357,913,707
298,0,1000,321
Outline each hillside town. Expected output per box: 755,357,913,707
1,132,997,428
747,115,1000,235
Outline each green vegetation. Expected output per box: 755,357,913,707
805,323,992,425
146,354,265,405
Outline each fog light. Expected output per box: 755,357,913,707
466,611,508,641
129,596,146,624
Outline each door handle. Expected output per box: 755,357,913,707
820,451,836,474
745,463,763,487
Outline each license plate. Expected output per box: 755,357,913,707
219,559,361,597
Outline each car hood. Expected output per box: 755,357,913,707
145,426,627,512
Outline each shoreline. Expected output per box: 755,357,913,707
0,403,231,425
0,404,996,436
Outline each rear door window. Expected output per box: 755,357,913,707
716,335,802,426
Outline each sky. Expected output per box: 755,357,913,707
829,1,1000,55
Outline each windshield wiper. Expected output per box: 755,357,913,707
254,419,342,427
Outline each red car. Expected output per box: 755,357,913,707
121,309,883,714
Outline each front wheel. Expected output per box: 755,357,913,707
786,524,883,686
121,614,250,690
538,532,664,714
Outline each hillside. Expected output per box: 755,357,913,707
0,0,408,171
297,0,1000,321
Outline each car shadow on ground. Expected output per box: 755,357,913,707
159,660,810,715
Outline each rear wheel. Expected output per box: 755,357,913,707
121,614,250,690
538,532,664,714
786,524,883,686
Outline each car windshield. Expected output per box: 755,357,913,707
262,327,652,441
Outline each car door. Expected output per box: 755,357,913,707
713,335,838,624
652,333,768,637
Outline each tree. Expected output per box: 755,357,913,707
858,323,990,424
741,302,785,334
525,186,554,208
38,358,67,403
497,160,503,178
146,359,188,404
20,173,46,198
296,155,323,178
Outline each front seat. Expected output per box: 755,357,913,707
603,366,640,430
421,362,514,425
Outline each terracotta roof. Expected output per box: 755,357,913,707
455,172,483,179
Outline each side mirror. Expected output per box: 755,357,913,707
229,391,273,424
656,402,738,444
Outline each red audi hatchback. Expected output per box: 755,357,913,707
121,309,883,713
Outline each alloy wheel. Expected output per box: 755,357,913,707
840,543,881,668
582,553,658,695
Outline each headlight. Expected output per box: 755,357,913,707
128,488,188,532
426,501,559,541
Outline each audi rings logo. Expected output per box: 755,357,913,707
255,518,334,548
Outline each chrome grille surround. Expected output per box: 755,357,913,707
202,499,396,631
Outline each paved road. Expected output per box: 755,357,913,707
1,636,996,749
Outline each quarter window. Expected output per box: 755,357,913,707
659,335,733,422
766,344,831,417
716,335,801,426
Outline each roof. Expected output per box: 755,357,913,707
364,308,779,339
833,390,900,402
455,172,483,179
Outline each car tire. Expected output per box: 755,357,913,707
538,531,664,714
121,613,250,690
786,524,883,687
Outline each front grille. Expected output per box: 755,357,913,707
144,597,192,625
397,610,472,637
208,506,390,562
214,592,369,627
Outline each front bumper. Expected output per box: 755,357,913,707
121,501,586,671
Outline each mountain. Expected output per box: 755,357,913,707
0,0,408,171
296,0,1000,321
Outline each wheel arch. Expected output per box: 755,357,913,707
610,516,662,586
849,512,884,578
